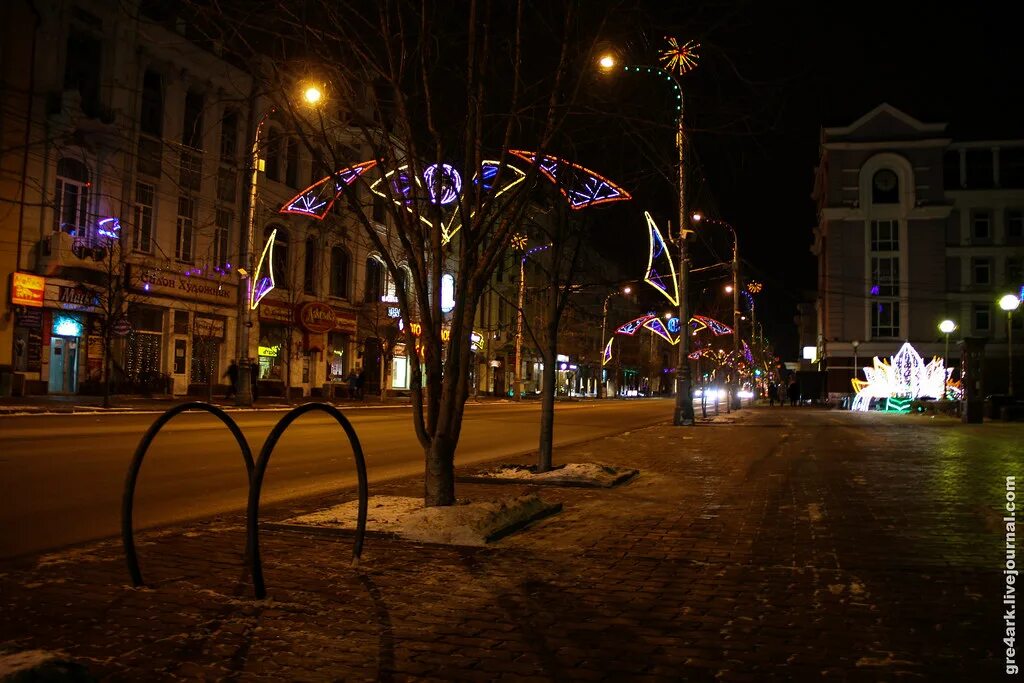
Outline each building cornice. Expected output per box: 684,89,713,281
822,139,951,151
821,205,953,221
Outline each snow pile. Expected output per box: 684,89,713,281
481,462,637,487
0,650,91,680
286,494,555,546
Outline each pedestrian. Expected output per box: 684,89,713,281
767,381,777,406
787,379,799,407
224,360,239,399
347,369,359,400
356,367,367,401
250,362,260,402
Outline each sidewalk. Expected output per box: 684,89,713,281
0,407,1009,680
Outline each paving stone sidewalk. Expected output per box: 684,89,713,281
0,408,1015,681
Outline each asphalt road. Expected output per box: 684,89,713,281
0,399,675,558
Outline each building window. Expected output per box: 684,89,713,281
304,236,317,294
265,226,288,287
216,166,236,203
871,256,899,297
871,169,899,205
132,182,155,253
372,194,387,224
973,304,991,333
214,209,231,268
220,108,238,162
364,256,384,302
971,257,991,287
54,158,90,236
140,69,164,137
179,150,202,193
1007,209,1024,242
1007,257,1023,288
182,89,204,148
871,301,900,338
285,138,299,188
175,197,195,262
330,246,350,298
870,220,898,252
970,210,992,242
64,29,102,117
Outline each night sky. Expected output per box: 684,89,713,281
579,0,1023,358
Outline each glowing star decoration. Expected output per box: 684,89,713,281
692,315,733,336
747,281,763,294
423,163,462,205
249,228,277,310
659,36,701,76
615,315,656,336
96,217,121,239
643,317,678,344
507,150,632,210
510,233,528,250
850,342,951,412
602,338,614,366
279,160,379,218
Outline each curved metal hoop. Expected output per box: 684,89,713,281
121,402,254,587
247,402,369,599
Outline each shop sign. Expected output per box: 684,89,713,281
387,306,402,318
259,301,294,324
128,265,236,305
11,273,45,307
193,316,226,340
15,308,42,328
58,285,100,310
299,302,337,333
112,317,132,336
258,345,281,357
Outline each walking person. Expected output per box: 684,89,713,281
767,381,777,406
787,379,799,407
347,369,359,400
250,362,260,402
224,360,239,399
356,367,367,401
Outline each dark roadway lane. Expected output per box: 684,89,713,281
0,399,673,558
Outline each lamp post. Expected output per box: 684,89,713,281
938,319,957,398
236,84,323,406
999,294,1021,396
598,286,631,398
513,243,551,400
692,213,741,409
851,340,860,383
599,37,699,426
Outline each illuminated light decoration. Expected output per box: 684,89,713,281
440,273,455,313
52,315,84,337
688,350,701,360
615,315,656,336
741,290,754,311
742,341,753,364
850,342,951,412
423,163,462,205
666,316,680,334
643,317,678,345
249,228,277,310
883,397,913,413
279,160,379,218
523,243,550,262
690,318,708,334
507,150,632,210
660,36,701,76
642,211,680,306
747,281,763,294
692,315,733,336
602,338,614,366
510,232,528,250
96,217,121,239
869,285,880,296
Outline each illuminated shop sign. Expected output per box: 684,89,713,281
11,273,45,307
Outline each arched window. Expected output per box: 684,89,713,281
264,225,289,288
54,158,90,236
871,169,899,205
139,69,164,137
330,246,350,299
395,265,413,300
364,255,385,303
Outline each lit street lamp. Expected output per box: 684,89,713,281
599,39,699,425
938,318,957,398
598,286,631,399
236,83,324,406
999,294,1021,396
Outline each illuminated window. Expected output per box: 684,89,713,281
54,158,90,236
364,256,384,302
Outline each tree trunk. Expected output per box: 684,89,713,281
537,346,557,472
424,434,456,506
102,333,112,409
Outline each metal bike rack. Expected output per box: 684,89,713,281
121,402,254,587
246,402,368,599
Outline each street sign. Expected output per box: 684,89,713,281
112,317,132,336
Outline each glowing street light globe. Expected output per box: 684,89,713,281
999,293,1022,312
598,54,616,70
938,319,957,334
302,85,324,106
623,286,632,294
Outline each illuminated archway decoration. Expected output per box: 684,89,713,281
850,342,950,412
615,315,656,336
602,338,614,366
692,315,732,336
642,212,680,306
249,228,277,309
507,150,632,210
279,160,379,218
643,317,678,345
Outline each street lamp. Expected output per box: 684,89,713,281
938,319,957,399
692,212,741,409
236,83,325,406
513,243,551,400
598,286,631,399
999,294,1021,396
599,37,699,425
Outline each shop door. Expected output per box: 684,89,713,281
48,337,79,393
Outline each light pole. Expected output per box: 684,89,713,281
513,243,551,400
938,319,957,398
999,294,1021,396
598,286,631,398
851,339,860,382
235,84,324,406
692,213,741,409
599,37,699,426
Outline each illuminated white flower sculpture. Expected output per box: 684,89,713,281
851,342,951,412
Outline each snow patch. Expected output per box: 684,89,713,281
474,462,637,487
0,650,89,679
285,494,557,546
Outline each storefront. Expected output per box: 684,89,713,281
256,302,292,383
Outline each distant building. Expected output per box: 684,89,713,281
812,103,1024,396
